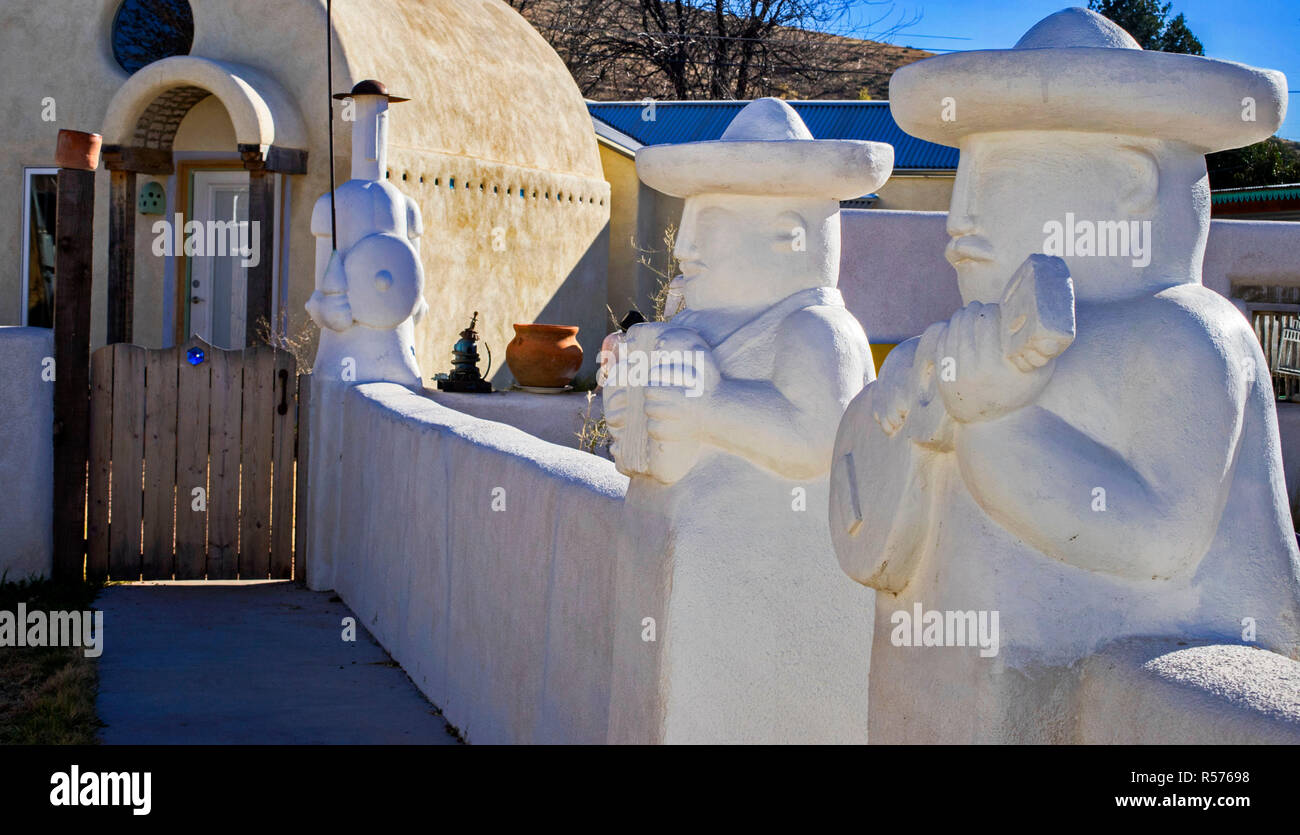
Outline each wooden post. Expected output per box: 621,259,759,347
244,151,276,347
51,139,98,580
107,168,136,345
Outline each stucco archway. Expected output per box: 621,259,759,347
102,54,308,165
98,55,309,345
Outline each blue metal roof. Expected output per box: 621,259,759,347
587,100,958,170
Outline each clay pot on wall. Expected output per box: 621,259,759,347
506,324,583,388
55,130,102,171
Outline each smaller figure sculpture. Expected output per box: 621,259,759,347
603,98,892,743
308,80,427,387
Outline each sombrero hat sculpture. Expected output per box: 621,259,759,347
636,97,894,200
889,6,1286,154
333,79,410,103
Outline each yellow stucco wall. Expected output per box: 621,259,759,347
331,0,602,180
0,0,610,384
870,342,896,372
385,148,610,387
872,174,954,211
171,95,236,153
599,140,641,320
597,139,690,322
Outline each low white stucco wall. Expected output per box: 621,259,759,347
0,327,53,581
424,388,605,455
839,211,1300,343
306,379,627,744
838,210,958,344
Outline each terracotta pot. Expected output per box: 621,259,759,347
506,324,583,388
55,130,102,171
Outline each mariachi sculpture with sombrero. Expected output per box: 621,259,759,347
829,7,1300,742
603,98,890,743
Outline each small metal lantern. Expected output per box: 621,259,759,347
435,311,493,393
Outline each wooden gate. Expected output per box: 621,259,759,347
86,336,310,580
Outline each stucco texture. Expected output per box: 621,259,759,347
1077,638,1300,743
306,379,627,743
0,328,54,580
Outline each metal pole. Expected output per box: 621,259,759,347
327,0,338,251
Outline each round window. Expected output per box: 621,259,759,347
111,0,195,74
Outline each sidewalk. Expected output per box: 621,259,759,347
95,581,460,744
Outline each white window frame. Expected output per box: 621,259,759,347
19,167,59,326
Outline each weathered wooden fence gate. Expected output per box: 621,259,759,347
86,336,310,580
1253,309,1300,399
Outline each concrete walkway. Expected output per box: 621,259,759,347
95,581,460,744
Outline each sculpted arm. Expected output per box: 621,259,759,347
404,194,428,324
701,309,872,479
953,336,1246,580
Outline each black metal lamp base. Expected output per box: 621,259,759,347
437,378,493,393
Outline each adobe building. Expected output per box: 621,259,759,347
0,0,610,385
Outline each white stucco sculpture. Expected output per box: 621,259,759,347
830,7,1300,742
308,80,427,387
603,98,892,743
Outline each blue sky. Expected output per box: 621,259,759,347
854,0,1300,139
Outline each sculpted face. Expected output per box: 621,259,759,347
674,193,839,314
947,132,1205,304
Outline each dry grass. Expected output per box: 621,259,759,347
576,391,613,455
582,225,682,456
252,311,318,373
0,577,104,744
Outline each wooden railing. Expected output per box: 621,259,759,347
1252,309,1300,400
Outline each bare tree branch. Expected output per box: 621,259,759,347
514,0,924,101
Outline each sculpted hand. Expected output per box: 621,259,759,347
871,319,951,437
601,383,629,459
643,330,720,443
871,338,921,437
935,300,1055,423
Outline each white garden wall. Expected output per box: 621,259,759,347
299,211,1300,745
305,378,627,744
838,211,1300,343
0,327,53,581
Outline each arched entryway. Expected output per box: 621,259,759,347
99,55,308,347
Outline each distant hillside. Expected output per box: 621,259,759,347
513,0,932,101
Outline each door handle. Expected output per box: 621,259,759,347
191,296,205,303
